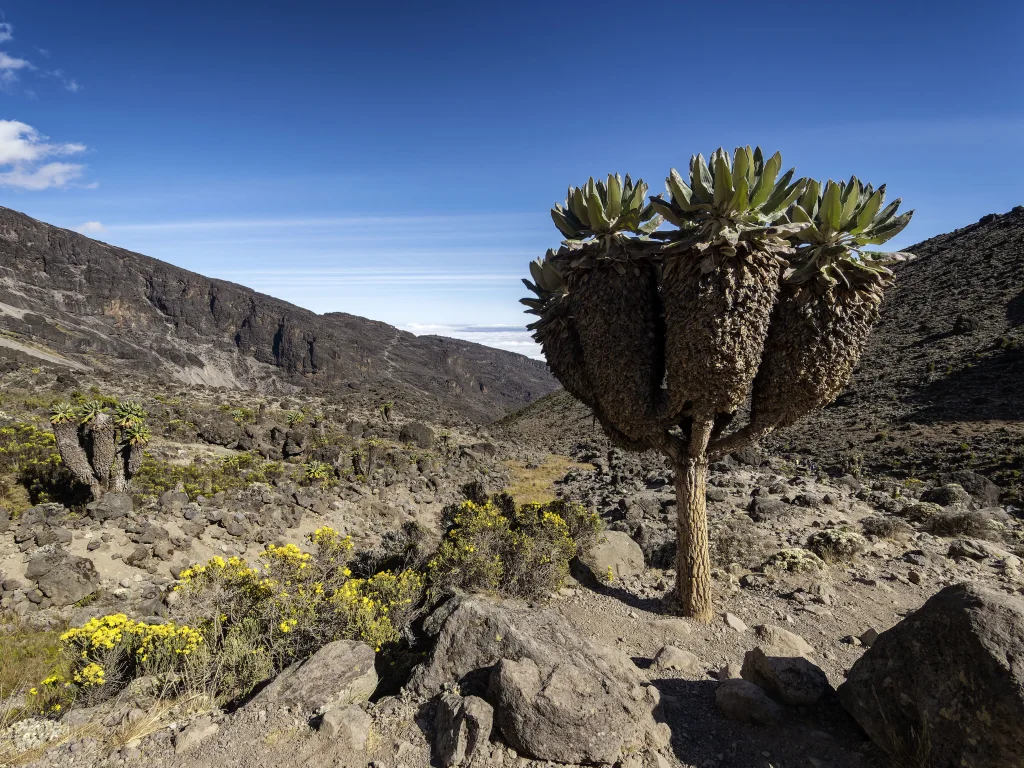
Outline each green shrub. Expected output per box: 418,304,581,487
711,515,770,568
806,528,867,563
926,510,1002,540
861,515,912,540
131,451,288,500
0,422,76,510
763,548,825,573
426,499,584,601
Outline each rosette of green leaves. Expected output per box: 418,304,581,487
785,176,914,296
521,249,569,330
649,146,808,262
551,174,662,242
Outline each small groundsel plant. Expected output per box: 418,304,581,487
427,498,602,601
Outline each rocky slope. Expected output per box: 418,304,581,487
502,206,1024,500
0,207,556,422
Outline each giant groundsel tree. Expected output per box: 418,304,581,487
523,148,911,621
50,400,151,500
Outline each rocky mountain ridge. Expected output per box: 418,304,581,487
0,206,557,422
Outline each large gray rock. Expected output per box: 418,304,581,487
435,693,492,767
86,492,133,521
399,421,435,449
158,490,189,515
715,679,783,726
939,470,1001,506
839,584,1024,768
410,596,668,765
752,624,814,658
920,483,971,507
741,648,831,706
578,531,646,582
25,549,98,606
318,704,371,751
252,640,377,714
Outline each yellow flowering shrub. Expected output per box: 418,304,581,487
50,614,206,705
426,499,584,600
172,527,424,698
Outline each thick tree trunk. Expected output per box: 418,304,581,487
52,420,95,490
109,448,128,493
88,414,116,493
674,418,714,622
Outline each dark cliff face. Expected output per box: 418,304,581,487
0,206,556,421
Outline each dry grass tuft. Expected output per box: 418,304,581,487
502,455,591,505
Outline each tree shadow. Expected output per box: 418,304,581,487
909,346,1024,423
1007,290,1024,327
649,677,884,768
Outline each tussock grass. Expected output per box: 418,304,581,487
502,454,591,505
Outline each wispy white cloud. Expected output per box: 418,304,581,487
0,50,32,88
77,220,105,233
0,19,81,95
0,120,88,190
50,68,80,93
101,213,536,233
216,268,521,285
405,323,541,359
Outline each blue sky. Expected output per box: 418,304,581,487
1,1,1021,358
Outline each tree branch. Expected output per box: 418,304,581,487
707,422,775,461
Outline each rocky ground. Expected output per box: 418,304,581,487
2,349,1023,767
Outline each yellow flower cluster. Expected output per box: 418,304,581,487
61,614,202,657
309,526,354,561
262,542,312,572
73,662,106,687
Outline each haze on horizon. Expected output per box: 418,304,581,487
0,0,1021,359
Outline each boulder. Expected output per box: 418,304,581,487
174,716,218,754
86,493,133,522
25,549,99,607
920,483,971,507
651,645,701,675
752,625,814,658
318,704,371,751
839,584,1024,768
435,693,492,767
741,648,831,706
715,679,782,725
158,490,190,515
410,596,668,765
948,538,1011,561
399,421,435,449
578,531,646,582
939,470,1001,506
252,640,377,714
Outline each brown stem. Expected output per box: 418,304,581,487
674,417,714,622
707,422,775,462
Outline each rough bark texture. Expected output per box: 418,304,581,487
536,315,597,412
126,444,144,477
51,419,94,492
674,419,714,622
109,449,128,494
87,413,116,493
662,251,782,420
569,262,662,444
751,287,882,432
